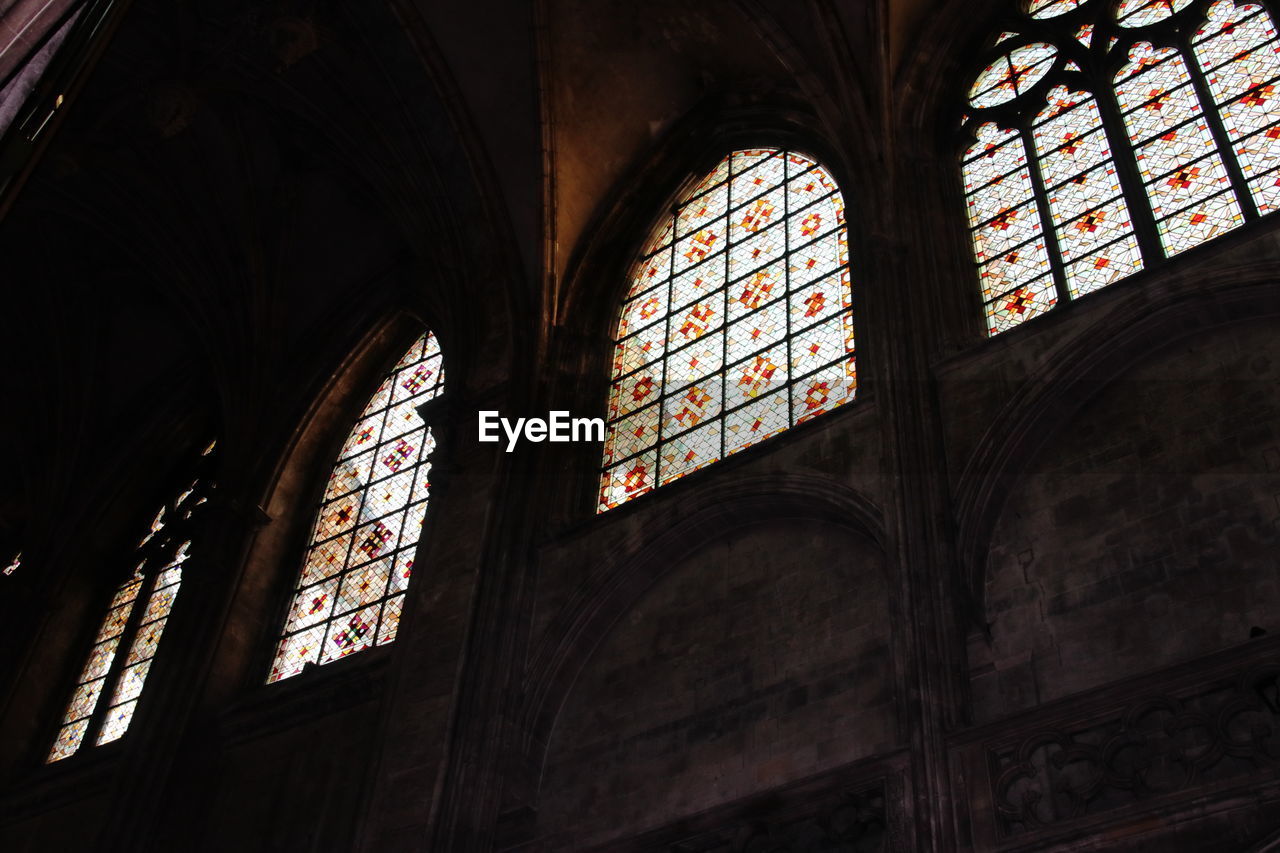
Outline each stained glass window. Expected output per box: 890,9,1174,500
964,124,1059,332
1192,1,1280,212
598,149,855,512
267,332,444,683
969,43,1059,108
48,443,216,762
1116,0,1196,27
1029,0,1089,18
1035,87,1145,294
1116,41,1244,254
961,0,1280,335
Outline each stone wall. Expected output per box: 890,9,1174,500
972,318,1280,721
536,518,893,848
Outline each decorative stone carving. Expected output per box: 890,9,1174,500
993,662,1280,836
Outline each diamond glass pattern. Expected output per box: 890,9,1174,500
1115,47,1204,145
962,0,1280,337
269,333,444,683
793,354,857,425
95,701,138,745
979,237,1053,299
966,165,1036,228
662,379,723,439
1116,43,1245,253
964,126,1027,190
658,420,721,486
727,345,788,412
319,604,380,664
48,460,215,762
377,596,405,645
1156,189,1245,252
628,247,672,299
986,275,1058,334
1193,1,1280,212
603,403,661,467
790,270,849,329
599,150,855,512
1065,233,1145,296
1056,195,1137,261
1116,0,1193,28
970,43,1060,108
724,389,790,456
967,119,1059,333
1249,167,1280,212
964,122,1052,334
1030,0,1087,18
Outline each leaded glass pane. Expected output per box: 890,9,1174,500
1193,1,1280,213
1064,234,1145,297
962,0,1280,337
268,332,444,683
1116,42,1244,254
1156,189,1245,253
970,43,1060,108
95,701,138,745
964,123,1053,335
986,275,1058,333
657,420,721,486
49,720,89,761
47,468,212,762
318,604,380,664
1116,0,1193,28
598,149,855,512
1056,196,1137,261
793,353,857,424
377,595,405,645
1029,0,1087,18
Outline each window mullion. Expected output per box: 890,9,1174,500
1180,27,1262,220
81,568,158,749
1021,122,1073,305
783,150,794,430
658,201,677,489
1095,73,1166,262
720,166,731,461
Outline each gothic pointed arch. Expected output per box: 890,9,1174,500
598,148,857,512
267,331,445,682
47,440,217,761
961,0,1280,335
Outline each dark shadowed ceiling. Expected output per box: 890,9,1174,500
0,0,955,574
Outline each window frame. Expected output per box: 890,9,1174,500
41,443,217,765
957,0,1280,337
261,328,447,686
594,145,861,515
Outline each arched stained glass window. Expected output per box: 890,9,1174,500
1193,1,1280,211
48,441,216,762
961,0,1280,335
268,332,444,683
598,149,856,513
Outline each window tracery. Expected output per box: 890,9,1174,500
962,0,1280,335
48,441,216,762
598,149,856,512
267,333,444,683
